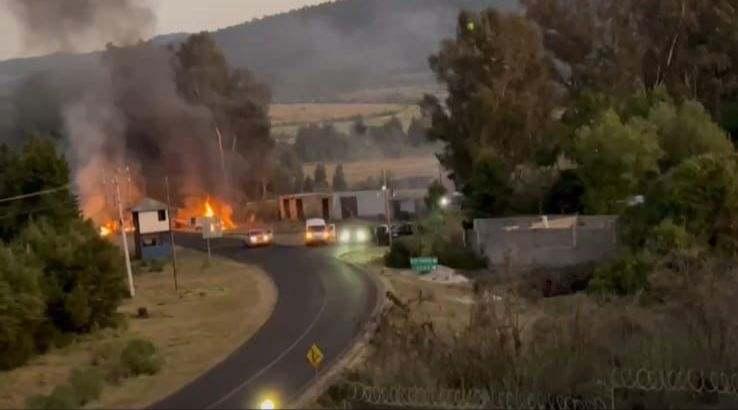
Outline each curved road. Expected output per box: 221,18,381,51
151,233,379,409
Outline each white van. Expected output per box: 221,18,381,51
305,218,335,245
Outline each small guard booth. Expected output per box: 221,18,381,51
131,198,172,260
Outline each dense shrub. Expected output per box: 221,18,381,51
384,237,420,269
588,252,652,296
434,246,487,270
26,385,80,410
384,212,486,271
621,154,738,254
69,367,104,405
19,219,126,334
0,246,44,370
543,169,585,214
120,339,163,376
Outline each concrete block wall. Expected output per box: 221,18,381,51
472,215,618,270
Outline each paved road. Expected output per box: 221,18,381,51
151,233,379,409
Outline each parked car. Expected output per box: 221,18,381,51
244,228,274,248
337,224,372,244
375,222,416,246
305,218,336,245
391,222,416,238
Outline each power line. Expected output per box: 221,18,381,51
0,184,71,204
0,204,60,220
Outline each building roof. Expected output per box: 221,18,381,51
393,189,427,200
279,192,333,199
132,197,168,212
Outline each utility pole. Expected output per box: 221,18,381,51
383,169,393,247
125,166,132,207
114,176,135,298
165,177,179,291
215,125,228,191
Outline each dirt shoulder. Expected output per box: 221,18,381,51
0,247,277,409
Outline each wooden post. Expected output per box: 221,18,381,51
165,177,179,291
114,177,135,297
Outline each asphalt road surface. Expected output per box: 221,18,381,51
151,233,379,409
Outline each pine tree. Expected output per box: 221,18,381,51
303,176,315,193
332,164,348,191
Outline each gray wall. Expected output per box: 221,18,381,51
472,215,618,270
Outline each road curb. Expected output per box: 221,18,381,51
289,258,391,409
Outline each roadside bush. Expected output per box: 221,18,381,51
120,339,163,376
69,367,104,405
384,237,420,269
588,252,652,296
434,245,486,270
26,385,80,410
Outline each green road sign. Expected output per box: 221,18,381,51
410,257,438,274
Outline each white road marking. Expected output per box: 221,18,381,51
206,293,328,409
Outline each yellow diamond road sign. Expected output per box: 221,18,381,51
307,343,324,369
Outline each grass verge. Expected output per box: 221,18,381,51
0,247,277,409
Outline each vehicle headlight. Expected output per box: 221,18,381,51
339,230,351,243
356,229,368,242
306,232,313,240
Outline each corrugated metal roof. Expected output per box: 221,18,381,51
132,197,167,212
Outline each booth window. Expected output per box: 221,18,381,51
158,210,166,221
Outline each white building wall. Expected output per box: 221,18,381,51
399,199,416,213
138,210,169,233
356,191,386,217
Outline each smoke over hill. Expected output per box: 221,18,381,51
7,0,155,56
0,0,518,102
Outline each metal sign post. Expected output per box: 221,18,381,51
202,217,223,264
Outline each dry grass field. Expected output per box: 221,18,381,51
302,154,441,186
269,103,407,126
0,248,277,410
270,103,420,140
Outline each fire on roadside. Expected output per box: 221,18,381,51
98,219,135,237
177,196,236,230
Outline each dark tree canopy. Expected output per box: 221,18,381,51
522,0,738,119
422,9,556,183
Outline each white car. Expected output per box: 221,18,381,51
305,218,336,245
244,228,274,248
338,225,372,244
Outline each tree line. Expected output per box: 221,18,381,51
292,115,431,163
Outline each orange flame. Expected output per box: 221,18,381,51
177,195,236,230
98,219,134,237
204,198,215,218
100,225,113,237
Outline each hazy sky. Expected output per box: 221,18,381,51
0,0,328,61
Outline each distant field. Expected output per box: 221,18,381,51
270,103,407,126
270,103,420,141
303,154,440,186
